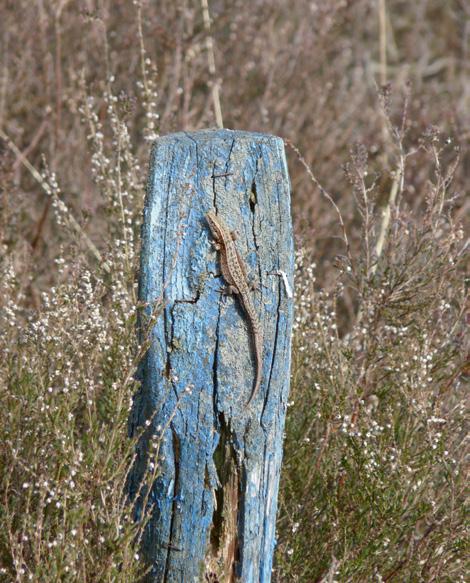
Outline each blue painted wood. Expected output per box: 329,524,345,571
128,129,294,582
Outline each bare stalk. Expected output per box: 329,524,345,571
379,0,387,86
372,132,405,274
0,32,8,128
285,139,354,274
0,128,110,272
372,173,398,273
200,0,224,128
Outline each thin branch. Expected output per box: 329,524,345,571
285,139,354,273
0,128,110,272
200,0,224,128
378,0,387,86
372,173,399,273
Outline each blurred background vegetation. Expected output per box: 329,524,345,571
0,1,468,581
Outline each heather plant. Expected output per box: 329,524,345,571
0,34,160,579
275,129,468,581
0,261,146,581
0,0,468,581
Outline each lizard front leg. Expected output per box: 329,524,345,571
216,285,240,295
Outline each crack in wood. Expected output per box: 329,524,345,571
207,414,240,582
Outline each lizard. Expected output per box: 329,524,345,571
206,210,263,406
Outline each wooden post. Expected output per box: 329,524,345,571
128,129,294,582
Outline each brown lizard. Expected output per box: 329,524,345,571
206,211,263,406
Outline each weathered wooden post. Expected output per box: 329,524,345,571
128,129,294,582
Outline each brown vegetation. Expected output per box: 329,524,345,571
0,1,468,581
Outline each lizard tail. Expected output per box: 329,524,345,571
247,331,263,406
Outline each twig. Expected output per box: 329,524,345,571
200,0,224,128
285,139,354,273
0,128,110,272
0,31,9,129
372,176,398,273
378,0,387,86
372,138,405,274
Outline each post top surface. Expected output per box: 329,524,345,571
154,128,283,147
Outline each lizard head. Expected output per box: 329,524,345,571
205,211,223,241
